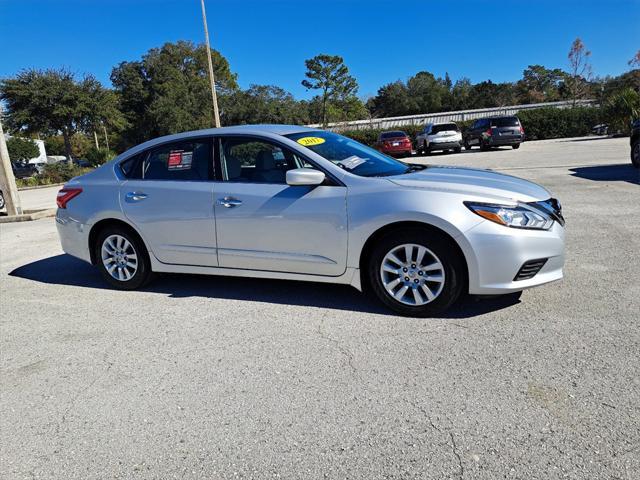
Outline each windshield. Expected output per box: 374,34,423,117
492,117,520,127
285,131,409,177
430,123,459,134
380,131,407,139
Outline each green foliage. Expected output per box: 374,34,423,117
43,135,66,156
86,147,116,166
6,136,39,162
224,85,309,125
111,41,238,149
15,162,92,187
0,68,124,160
302,54,359,126
518,106,600,140
604,88,640,135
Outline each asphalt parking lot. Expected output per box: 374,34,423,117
1,136,638,479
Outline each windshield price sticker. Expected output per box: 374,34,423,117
297,136,326,147
167,150,193,170
338,155,366,170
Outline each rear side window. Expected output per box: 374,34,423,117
492,117,520,127
142,140,212,181
120,153,144,178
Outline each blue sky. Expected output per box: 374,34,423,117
1,0,638,100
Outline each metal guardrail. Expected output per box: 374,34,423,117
310,99,597,131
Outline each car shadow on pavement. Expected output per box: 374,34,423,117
569,164,639,184
9,254,522,319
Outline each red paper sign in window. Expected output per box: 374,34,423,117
168,151,182,167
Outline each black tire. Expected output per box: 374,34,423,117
94,225,153,290
631,140,640,168
454,146,462,153
366,228,466,317
512,144,520,150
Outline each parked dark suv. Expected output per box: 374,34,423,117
464,116,525,150
631,119,640,168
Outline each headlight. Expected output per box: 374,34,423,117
464,201,554,230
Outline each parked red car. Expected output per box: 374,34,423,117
374,131,413,157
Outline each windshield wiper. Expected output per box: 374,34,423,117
404,164,427,174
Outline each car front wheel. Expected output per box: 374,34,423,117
95,226,153,290
366,229,465,317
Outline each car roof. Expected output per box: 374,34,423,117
120,124,320,159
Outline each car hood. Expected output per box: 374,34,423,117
387,165,551,203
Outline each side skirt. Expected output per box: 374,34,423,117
149,257,363,291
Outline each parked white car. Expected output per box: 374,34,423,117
416,122,463,155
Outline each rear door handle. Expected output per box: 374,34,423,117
125,192,148,202
217,197,242,208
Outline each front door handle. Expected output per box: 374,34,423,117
125,192,148,202
217,197,242,208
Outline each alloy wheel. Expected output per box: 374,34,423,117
379,243,445,306
101,234,139,282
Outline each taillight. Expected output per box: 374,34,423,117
519,126,525,135
485,128,493,136
56,187,82,209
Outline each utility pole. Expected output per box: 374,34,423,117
200,0,221,128
102,124,110,150
0,105,23,215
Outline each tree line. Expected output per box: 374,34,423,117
1,38,639,160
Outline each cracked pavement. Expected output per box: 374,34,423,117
1,137,639,479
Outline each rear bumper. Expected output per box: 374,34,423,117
428,141,462,151
56,209,92,264
381,147,412,156
461,220,565,295
488,135,523,146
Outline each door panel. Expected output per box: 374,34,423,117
120,180,217,266
213,182,348,276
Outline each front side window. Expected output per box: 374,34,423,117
138,140,212,181
285,131,408,178
219,137,302,183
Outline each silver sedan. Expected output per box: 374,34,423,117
55,125,565,316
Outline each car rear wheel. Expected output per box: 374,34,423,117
366,229,465,317
631,140,640,168
95,226,153,290
454,146,462,153
512,144,520,150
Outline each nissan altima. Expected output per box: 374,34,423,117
55,125,565,316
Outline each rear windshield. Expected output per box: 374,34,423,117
491,117,520,127
380,131,407,139
431,123,459,134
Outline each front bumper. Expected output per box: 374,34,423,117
461,219,565,295
56,210,92,264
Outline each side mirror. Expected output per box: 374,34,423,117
286,168,325,186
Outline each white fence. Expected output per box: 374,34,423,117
311,99,597,131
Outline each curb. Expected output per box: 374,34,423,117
0,208,56,224
18,183,64,191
